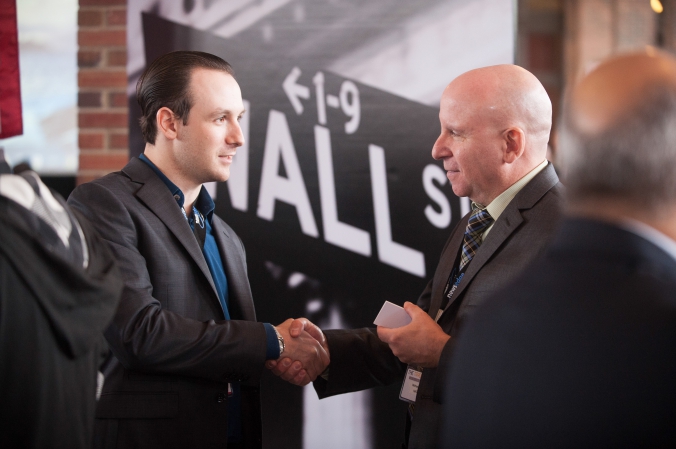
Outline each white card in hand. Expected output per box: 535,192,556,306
374,301,412,328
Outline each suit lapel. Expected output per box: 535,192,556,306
437,163,560,318
123,158,219,300
212,218,256,321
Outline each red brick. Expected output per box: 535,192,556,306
106,9,126,26
528,33,562,72
109,132,129,149
79,71,127,88
78,10,103,27
78,50,102,68
107,50,127,67
78,29,126,47
79,152,129,170
108,91,127,107
78,91,102,107
80,0,126,6
79,112,128,128
79,133,104,149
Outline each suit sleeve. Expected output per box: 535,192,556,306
68,181,268,384
313,328,406,398
313,276,438,398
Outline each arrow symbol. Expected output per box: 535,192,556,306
283,66,310,115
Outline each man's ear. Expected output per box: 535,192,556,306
156,107,178,141
503,127,526,163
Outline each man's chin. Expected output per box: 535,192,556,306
450,184,467,199
212,169,231,183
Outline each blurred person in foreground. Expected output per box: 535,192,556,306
0,170,123,448
270,64,564,448
441,50,676,448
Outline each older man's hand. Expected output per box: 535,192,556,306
377,302,450,368
267,318,329,386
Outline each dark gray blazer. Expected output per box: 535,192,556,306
69,157,267,449
314,163,564,449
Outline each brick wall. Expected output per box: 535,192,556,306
77,0,128,184
564,0,658,87
517,0,564,144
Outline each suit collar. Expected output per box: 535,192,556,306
122,158,220,303
619,218,676,263
137,153,216,221
432,163,560,319
555,218,676,276
485,159,549,222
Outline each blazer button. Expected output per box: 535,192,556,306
215,393,227,403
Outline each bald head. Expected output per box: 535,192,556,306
559,50,676,213
447,64,552,152
432,65,552,205
571,51,676,134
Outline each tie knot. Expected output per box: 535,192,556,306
467,207,493,234
458,207,494,272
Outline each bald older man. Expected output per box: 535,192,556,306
270,65,563,448
441,51,676,448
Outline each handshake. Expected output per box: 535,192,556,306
267,318,329,386
267,302,453,387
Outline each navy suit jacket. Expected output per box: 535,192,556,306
69,157,267,449
442,218,676,448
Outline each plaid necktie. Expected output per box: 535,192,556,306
459,205,494,271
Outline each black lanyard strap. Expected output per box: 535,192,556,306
440,249,466,312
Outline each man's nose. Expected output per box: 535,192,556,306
431,136,449,160
226,120,244,147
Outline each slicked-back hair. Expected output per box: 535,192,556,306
136,51,234,144
558,84,676,212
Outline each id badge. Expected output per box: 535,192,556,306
399,366,422,403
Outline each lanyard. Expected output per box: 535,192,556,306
436,251,466,322
443,266,465,300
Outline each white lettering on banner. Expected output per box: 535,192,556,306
339,80,360,134
282,67,311,115
369,144,426,278
312,72,327,125
290,67,361,135
326,94,340,108
257,110,319,238
226,99,250,211
236,68,451,276
422,164,451,228
314,125,372,256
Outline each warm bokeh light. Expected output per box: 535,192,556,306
651,0,664,14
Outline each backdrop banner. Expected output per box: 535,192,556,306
128,2,514,447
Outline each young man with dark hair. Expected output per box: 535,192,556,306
69,51,328,449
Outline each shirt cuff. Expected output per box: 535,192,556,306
263,323,281,360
